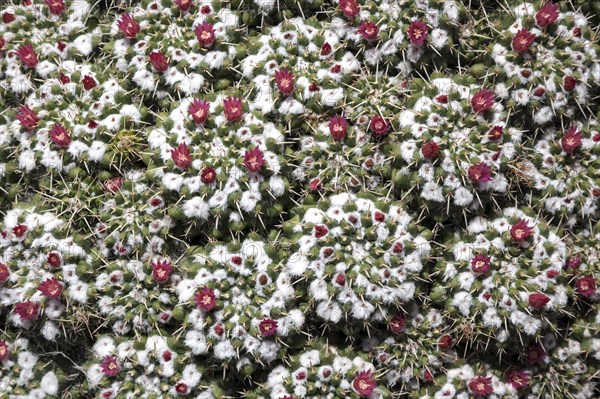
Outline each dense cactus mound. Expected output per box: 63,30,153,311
0,0,598,398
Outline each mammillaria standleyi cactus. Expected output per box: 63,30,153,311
0,0,599,397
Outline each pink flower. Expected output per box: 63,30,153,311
321,42,332,56
471,89,495,114
14,300,39,321
171,143,193,170
149,51,169,73
339,0,359,19
82,75,97,90
16,105,39,131
101,356,120,377
195,23,215,48
195,287,216,311
175,382,190,395
223,96,243,122
389,315,406,334
243,147,264,172
358,21,379,42
421,141,440,160
314,225,329,239
529,292,550,309
2,13,15,24
526,344,546,364
13,224,28,238
471,254,491,274
563,75,577,91
437,335,453,349
152,260,173,283
259,318,278,336
49,123,71,148
0,340,9,362
0,263,9,285
576,276,596,297
38,278,63,299
117,13,140,38
468,162,492,184
47,252,62,268
17,44,38,68
200,166,217,184
174,0,192,12
561,125,582,153
275,68,294,95
506,370,530,389
565,257,582,270
512,28,536,54
510,218,534,244
44,0,65,15
329,115,348,141
469,376,494,395
536,2,559,28
309,178,321,191
353,370,377,396
104,177,123,193
369,115,390,136
488,125,503,141
407,20,428,45
59,72,70,84
188,99,210,125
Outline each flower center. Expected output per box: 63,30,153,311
202,295,212,305
413,28,422,38
201,31,211,40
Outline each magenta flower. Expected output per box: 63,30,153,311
469,376,494,395
117,13,140,38
389,315,406,334
100,356,120,377
195,23,215,47
353,370,377,396
329,115,348,141
152,260,174,283
488,125,503,141
407,20,428,45
471,254,491,274
49,123,72,148
0,263,9,285
369,115,390,136
529,292,550,309
358,21,379,42
17,44,38,68
14,301,39,321
171,143,193,170
339,0,359,19
314,224,329,239
576,276,596,297
38,278,63,299
82,75,97,90
526,344,546,364
468,162,492,184
174,0,192,12
223,96,243,122
421,141,440,160
195,287,216,311
512,28,536,54
536,2,559,28
0,340,9,362
243,147,265,172
510,218,534,244
506,370,530,390
16,105,39,131
275,68,294,95
200,166,217,184
47,252,62,268
188,99,210,125
561,125,582,153
471,89,495,114
563,75,577,91
44,0,65,15
259,318,278,336
149,51,169,73
104,177,123,193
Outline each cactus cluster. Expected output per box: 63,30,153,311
0,0,599,398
